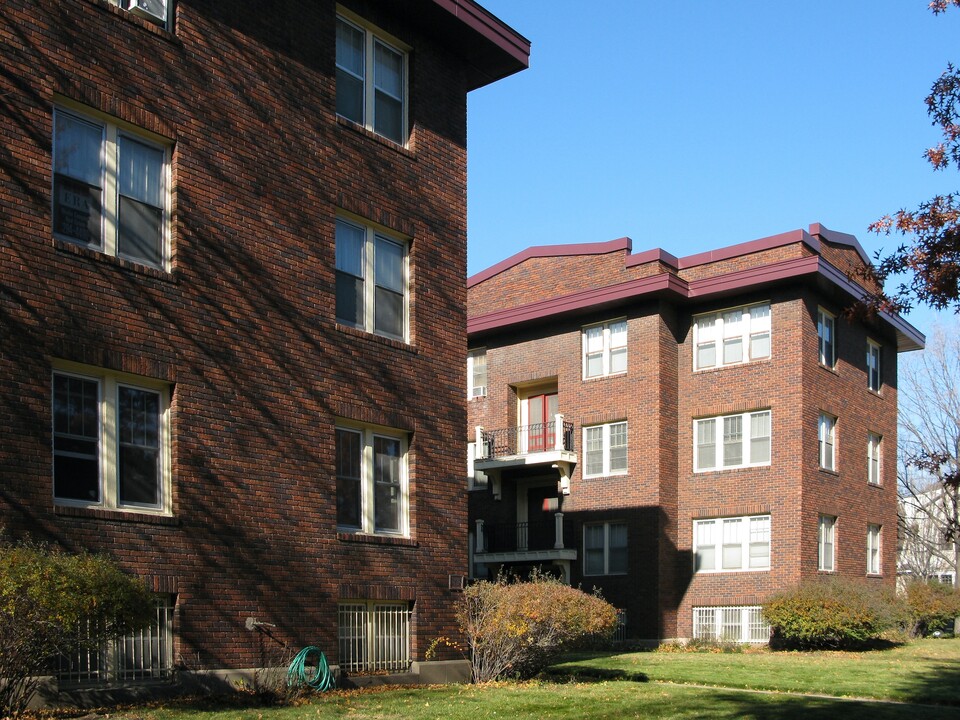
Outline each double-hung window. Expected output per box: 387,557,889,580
336,422,408,536
693,515,770,572
818,515,836,571
693,302,770,370
867,340,881,391
583,421,627,478
583,319,627,378
818,308,836,368
583,522,627,575
53,106,170,270
818,413,837,471
867,524,881,575
52,366,171,514
694,410,770,471
467,349,487,398
335,217,408,341
867,432,882,485
336,14,407,145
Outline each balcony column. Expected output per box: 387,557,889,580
554,413,565,451
475,519,485,553
554,512,565,549
475,426,486,458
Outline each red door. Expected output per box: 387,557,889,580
526,392,558,452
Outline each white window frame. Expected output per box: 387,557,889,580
867,432,882,485
112,0,172,28
583,521,628,576
337,601,411,673
693,410,771,472
693,515,770,573
817,307,836,368
867,524,882,575
867,339,881,392
467,349,487,398
51,363,171,515
582,421,628,478
818,515,836,572
335,421,409,537
52,104,171,271
335,216,409,342
336,11,409,145
693,302,770,371
582,318,627,379
693,606,770,644
818,413,837,471
466,441,488,491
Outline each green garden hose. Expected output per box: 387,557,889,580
287,646,336,692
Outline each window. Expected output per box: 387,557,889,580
867,432,882,485
110,1,171,28
52,366,170,513
337,602,411,673
53,107,169,269
818,413,836,471
694,410,770,472
694,515,770,572
335,217,408,341
817,308,836,368
336,422,408,536
583,421,627,478
583,319,627,378
466,442,489,491
58,596,174,684
867,524,882,574
583,522,628,575
693,302,770,370
468,349,487,398
693,606,770,643
818,515,836,571
867,339,881,391
336,14,407,144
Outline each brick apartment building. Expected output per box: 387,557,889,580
466,224,923,642
0,0,528,694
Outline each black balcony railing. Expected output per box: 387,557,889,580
481,421,574,460
480,519,575,553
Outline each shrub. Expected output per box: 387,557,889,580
904,579,960,636
456,572,618,682
0,540,155,717
762,577,908,649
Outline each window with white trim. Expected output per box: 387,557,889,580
466,442,488,491
694,410,770,472
867,524,881,575
867,339,881,391
818,515,836,571
338,601,411,673
53,106,170,270
867,432,882,485
336,13,408,144
336,422,408,536
106,1,171,28
583,421,627,478
693,302,770,370
583,319,627,378
694,515,770,572
468,349,487,398
818,413,836,471
52,366,171,514
335,217,408,341
817,308,836,368
693,606,770,643
583,521,627,575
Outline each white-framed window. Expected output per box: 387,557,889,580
583,421,627,478
335,422,408,536
583,521,628,576
52,364,171,514
337,601,411,673
53,105,170,270
468,349,487,398
466,442,489,491
818,515,836,571
693,515,770,572
817,308,836,368
583,319,627,378
335,217,408,341
336,12,408,145
693,302,770,370
693,606,770,643
694,410,771,472
867,524,882,575
818,413,837,471
867,339,881,392
111,0,171,28
867,432,882,485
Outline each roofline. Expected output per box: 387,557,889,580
468,237,632,288
431,0,531,72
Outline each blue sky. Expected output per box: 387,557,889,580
465,1,960,336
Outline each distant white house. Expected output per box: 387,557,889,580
899,485,958,587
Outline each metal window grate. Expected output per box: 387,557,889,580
338,602,411,673
692,605,770,644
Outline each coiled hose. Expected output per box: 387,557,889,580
287,646,336,692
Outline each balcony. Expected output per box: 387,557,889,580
473,515,577,564
474,415,577,473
